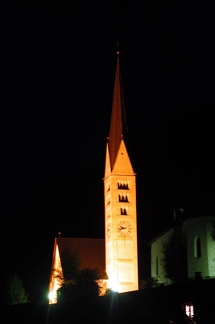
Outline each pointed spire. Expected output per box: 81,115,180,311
108,43,128,170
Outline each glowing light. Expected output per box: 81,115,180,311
185,304,194,318
48,291,57,304
109,277,119,292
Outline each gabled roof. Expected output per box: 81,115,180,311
147,215,215,246
57,237,107,279
112,139,135,175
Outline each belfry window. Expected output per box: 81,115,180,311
120,208,127,215
118,181,129,190
119,194,129,202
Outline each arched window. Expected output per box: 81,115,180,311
118,181,129,190
120,208,127,215
156,256,159,276
194,236,201,258
119,194,129,202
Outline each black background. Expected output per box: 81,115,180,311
2,1,215,303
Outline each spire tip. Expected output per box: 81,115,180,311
116,41,120,56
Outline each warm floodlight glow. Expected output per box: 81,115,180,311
48,290,57,304
109,277,119,292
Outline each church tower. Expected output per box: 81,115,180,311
103,48,139,293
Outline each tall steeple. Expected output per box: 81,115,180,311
104,45,139,293
108,46,128,170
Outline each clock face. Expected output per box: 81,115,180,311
107,222,111,238
117,220,132,236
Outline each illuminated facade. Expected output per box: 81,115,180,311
49,239,63,304
103,50,139,293
150,215,215,284
49,49,139,303
49,237,108,304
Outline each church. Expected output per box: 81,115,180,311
48,48,139,304
48,47,215,305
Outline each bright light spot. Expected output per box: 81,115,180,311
109,278,119,292
48,291,57,304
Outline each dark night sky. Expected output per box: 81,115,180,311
2,1,215,303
